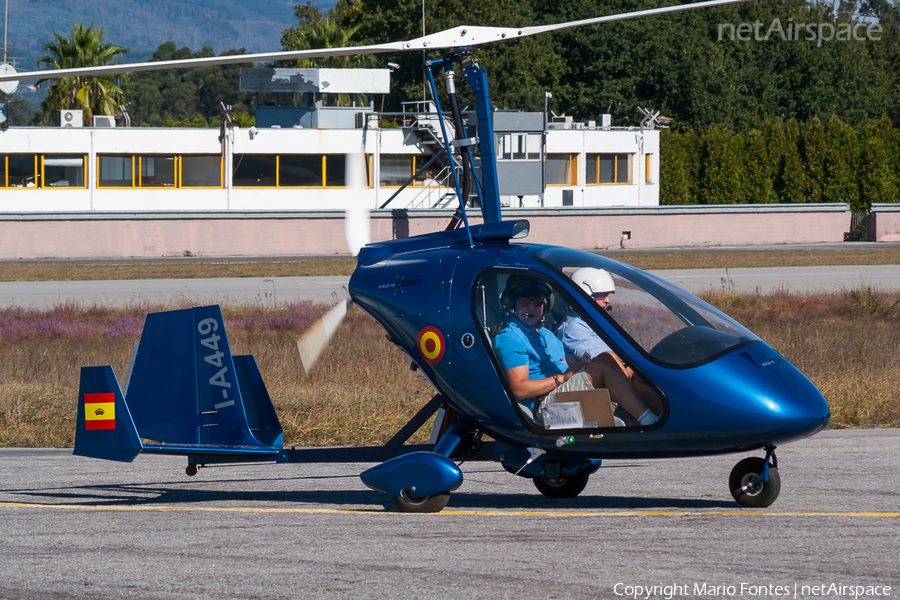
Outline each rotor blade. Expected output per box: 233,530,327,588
297,299,348,374
0,42,408,83
0,0,752,83
345,150,371,256
519,0,751,37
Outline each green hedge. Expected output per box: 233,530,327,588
660,114,900,210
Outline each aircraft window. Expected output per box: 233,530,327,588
474,268,666,431
535,248,760,368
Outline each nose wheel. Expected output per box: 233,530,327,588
392,489,451,513
729,448,780,508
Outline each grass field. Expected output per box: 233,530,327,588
1,248,898,282
0,285,897,448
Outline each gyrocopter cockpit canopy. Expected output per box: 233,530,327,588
534,247,761,369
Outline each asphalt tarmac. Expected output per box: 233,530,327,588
1,264,898,309
0,429,897,599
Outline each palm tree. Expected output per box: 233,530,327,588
36,23,129,126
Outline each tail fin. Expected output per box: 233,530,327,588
75,366,143,462
123,305,283,451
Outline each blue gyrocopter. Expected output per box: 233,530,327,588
4,0,830,512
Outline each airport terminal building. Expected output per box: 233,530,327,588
0,68,660,214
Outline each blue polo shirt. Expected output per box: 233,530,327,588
494,318,568,379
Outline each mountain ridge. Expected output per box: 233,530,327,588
3,0,336,73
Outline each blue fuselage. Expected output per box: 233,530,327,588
351,233,830,460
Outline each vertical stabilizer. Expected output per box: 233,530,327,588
75,366,143,462
125,306,279,450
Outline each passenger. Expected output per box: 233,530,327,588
557,267,664,420
557,267,632,373
493,274,659,426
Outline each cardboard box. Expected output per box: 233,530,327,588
553,388,616,428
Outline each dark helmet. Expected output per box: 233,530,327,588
500,274,554,311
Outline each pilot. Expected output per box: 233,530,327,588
492,274,659,426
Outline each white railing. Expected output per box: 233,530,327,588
404,166,457,209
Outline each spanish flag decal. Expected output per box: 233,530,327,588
417,326,445,365
85,392,116,430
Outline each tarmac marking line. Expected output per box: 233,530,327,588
0,502,898,517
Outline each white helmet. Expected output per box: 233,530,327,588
571,267,615,296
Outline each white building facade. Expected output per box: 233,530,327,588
0,68,659,213
0,122,659,212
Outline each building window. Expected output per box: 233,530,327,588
0,154,87,188
99,155,134,187
7,155,37,187
324,154,347,187
99,155,223,188
279,155,321,187
233,154,276,187
586,153,632,185
139,156,177,187
546,153,576,186
379,154,435,187
645,154,653,184
234,154,370,188
181,156,223,188
380,155,412,187
497,133,541,161
43,156,86,188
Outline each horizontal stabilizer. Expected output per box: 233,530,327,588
75,366,143,462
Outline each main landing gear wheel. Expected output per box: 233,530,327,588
533,472,590,498
729,457,781,508
391,489,451,513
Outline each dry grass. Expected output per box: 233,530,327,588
1,249,898,282
0,288,897,448
0,304,434,448
0,259,357,282
610,249,900,271
700,287,900,427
